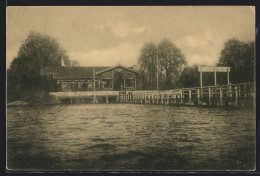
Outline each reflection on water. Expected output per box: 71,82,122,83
7,104,255,171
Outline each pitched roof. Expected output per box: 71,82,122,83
96,64,138,74
41,66,110,79
40,65,138,79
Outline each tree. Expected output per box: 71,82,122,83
218,39,255,84
138,42,158,90
138,38,186,90
158,38,186,89
178,65,199,88
7,31,71,103
17,31,70,68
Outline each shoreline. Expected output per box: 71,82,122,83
6,101,255,110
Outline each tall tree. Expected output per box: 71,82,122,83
138,39,186,90
158,38,186,89
138,42,158,90
218,39,255,84
7,31,70,103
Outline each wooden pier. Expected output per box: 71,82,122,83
119,83,255,107
49,83,255,107
50,91,120,104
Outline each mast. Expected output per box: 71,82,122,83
157,49,159,91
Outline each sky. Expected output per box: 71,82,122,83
6,6,255,68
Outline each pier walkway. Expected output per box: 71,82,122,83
50,83,255,107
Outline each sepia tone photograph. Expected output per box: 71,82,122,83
6,6,256,171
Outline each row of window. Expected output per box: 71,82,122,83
57,79,135,91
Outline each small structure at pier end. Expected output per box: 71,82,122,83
40,64,138,92
198,66,230,87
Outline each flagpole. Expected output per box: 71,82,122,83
157,49,159,91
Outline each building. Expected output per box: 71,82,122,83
40,64,138,92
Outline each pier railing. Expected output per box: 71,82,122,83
119,83,255,107
49,83,255,107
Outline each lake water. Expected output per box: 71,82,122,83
7,104,255,171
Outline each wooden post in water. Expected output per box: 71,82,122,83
166,94,169,105
180,91,183,105
208,87,212,106
128,94,130,103
57,80,60,92
189,89,192,105
197,89,201,106
244,84,247,97
238,85,241,97
219,87,223,106
235,86,238,106
106,95,109,104
227,85,231,105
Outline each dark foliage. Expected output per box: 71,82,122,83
218,39,255,84
7,31,71,103
138,38,186,90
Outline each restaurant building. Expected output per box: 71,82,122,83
40,64,138,92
